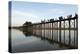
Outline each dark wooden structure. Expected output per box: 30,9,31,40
24,14,78,48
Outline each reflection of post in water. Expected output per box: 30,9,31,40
52,22,53,40
59,16,62,43
76,14,78,48
64,19,65,44
48,23,49,39
56,22,58,41
67,15,72,45
50,23,51,39
69,18,71,45
74,19,75,47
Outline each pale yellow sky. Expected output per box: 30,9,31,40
76,0,80,3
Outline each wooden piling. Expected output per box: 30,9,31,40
69,18,71,45
64,20,65,44
52,23,53,40
59,19,61,43
44,23,45,38
76,15,78,48
74,19,75,47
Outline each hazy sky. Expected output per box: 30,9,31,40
11,1,78,26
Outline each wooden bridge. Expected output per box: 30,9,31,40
23,14,78,48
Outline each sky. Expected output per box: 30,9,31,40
11,1,78,26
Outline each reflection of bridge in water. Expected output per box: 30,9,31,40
23,14,78,49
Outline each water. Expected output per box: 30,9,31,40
11,29,77,53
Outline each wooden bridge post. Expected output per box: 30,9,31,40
76,14,78,48
50,23,51,39
59,21,61,43
53,23,54,40
35,24,37,35
32,25,33,34
59,17,62,43
52,22,53,40
69,17,71,45
41,23,42,37
74,19,75,47
57,22,58,41
64,19,65,44
39,24,40,36
49,23,51,39
44,22,45,38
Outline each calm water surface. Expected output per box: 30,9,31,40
11,29,75,53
